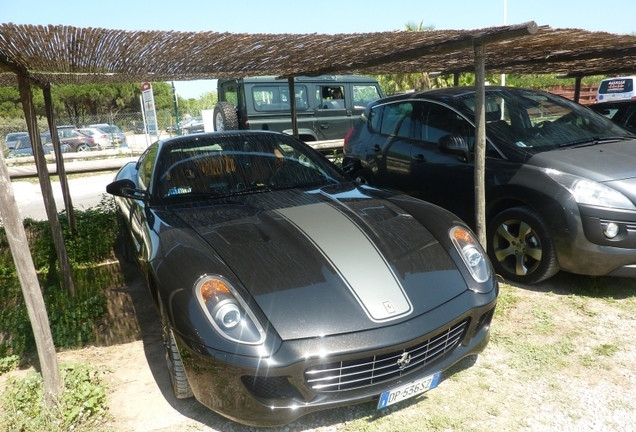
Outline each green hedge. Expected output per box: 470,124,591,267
0,196,119,359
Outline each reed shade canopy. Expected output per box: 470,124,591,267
1,22,636,87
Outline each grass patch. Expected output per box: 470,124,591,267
0,363,109,432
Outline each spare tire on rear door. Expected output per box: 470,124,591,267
213,102,239,131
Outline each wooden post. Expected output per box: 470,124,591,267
43,85,76,233
288,77,299,138
17,74,76,296
0,143,61,407
474,45,487,248
573,76,582,103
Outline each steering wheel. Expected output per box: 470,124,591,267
266,161,295,188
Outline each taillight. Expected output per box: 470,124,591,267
343,126,354,150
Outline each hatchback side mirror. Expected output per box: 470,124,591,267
439,134,471,162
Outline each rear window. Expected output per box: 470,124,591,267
599,78,635,95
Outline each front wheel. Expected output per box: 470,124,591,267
159,296,193,399
487,206,559,284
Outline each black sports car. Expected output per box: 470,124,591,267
106,130,498,426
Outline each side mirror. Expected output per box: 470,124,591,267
106,179,149,201
439,134,471,162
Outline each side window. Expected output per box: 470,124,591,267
352,84,382,109
420,103,473,146
220,82,239,105
317,85,345,109
369,105,383,132
380,102,414,136
252,85,307,111
138,143,159,190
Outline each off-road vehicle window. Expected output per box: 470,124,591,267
252,85,309,112
353,85,382,109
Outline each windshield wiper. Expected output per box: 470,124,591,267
560,136,634,148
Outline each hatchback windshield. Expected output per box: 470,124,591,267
450,88,634,160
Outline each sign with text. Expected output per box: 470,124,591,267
141,82,159,139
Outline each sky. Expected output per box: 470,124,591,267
1,0,634,98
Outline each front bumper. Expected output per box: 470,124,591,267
552,202,636,277
176,290,497,427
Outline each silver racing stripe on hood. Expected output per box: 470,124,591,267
276,203,412,322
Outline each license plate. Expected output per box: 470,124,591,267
377,371,441,409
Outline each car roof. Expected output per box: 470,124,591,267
219,74,379,85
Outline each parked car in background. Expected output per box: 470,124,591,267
589,99,636,134
596,76,636,102
343,86,636,284
180,116,204,134
4,132,28,150
89,123,127,146
78,127,113,148
106,130,498,427
42,128,97,152
214,75,384,142
7,135,71,157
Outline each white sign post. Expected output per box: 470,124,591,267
141,82,159,142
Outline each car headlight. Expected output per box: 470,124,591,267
194,275,265,345
542,168,635,210
449,226,491,284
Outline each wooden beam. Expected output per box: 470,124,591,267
293,21,540,77
446,47,636,76
43,85,76,233
288,77,299,138
0,128,61,409
573,76,582,103
473,45,487,248
17,74,76,296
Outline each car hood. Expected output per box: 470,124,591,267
170,184,468,340
528,139,636,182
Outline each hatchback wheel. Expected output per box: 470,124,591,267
159,296,193,399
487,206,559,284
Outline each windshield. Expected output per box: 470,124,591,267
452,88,634,160
153,133,346,203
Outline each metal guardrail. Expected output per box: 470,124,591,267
7,137,344,179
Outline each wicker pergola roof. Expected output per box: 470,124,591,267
0,21,635,87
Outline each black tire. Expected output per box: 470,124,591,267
159,296,193,399
487,206,559,284
76,143,90,152
213,102,239,131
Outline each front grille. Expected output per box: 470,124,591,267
305,319,468,392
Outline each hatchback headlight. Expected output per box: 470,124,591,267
195,275,265,345
449,226,491,285
542,168,635,210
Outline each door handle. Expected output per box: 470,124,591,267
372,144,381,152
320,124,330,129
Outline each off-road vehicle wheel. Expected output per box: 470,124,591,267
213,101,239,131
